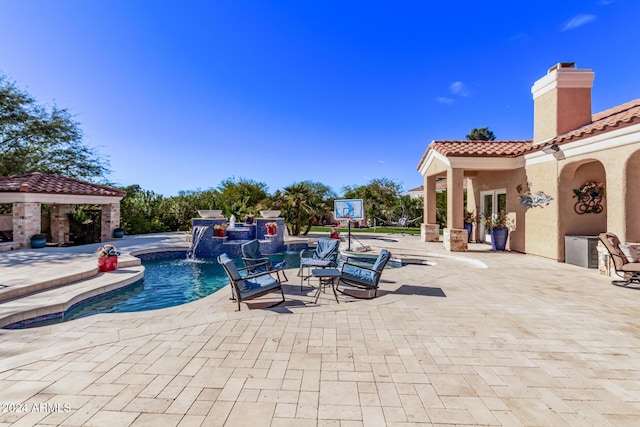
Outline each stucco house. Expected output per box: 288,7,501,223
417,62,640,265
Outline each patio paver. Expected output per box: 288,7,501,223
1,232,640,426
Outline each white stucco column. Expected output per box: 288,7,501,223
13,202,41,248
443,168,467,252
101,203,121,242
421,175,440,242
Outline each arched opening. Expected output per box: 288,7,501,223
558,159,607,261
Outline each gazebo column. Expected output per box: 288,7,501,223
13,202,41,249
421,175,440,242
50,204,71,245
101,203,120,242
443,168,468,252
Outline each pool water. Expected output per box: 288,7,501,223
5,251,397,329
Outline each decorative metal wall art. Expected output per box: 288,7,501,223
516,182,553,209
573,181,604,214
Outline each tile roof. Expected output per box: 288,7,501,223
429,140,535,157
552,98,640,145
0,173,126,197
407,185,423,193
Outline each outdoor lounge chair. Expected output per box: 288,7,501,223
336,249,391,299
241,239,288,282
299,238,340,289
217,253,285,311
598,232,640,288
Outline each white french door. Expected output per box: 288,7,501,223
480,190,506,243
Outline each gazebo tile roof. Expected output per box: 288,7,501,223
0,173,125,197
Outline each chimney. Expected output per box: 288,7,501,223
531,62,595,144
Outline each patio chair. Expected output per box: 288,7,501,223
241,239,288,282
217,253,285,311
299,238,340,289
598,232,640,288
336,249,391,299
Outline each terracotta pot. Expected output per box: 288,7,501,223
215,228,226,237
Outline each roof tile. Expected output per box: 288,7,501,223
0,173,126,197
429,140,534,157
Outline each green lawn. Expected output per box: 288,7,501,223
309,226,421,235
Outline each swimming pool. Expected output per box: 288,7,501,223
4,250,399,329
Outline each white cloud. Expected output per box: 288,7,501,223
561,14,597,31
449,81,469,97
436,97,454,105
378,160,385,164
598,0,615,5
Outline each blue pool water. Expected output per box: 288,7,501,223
5,251,398,329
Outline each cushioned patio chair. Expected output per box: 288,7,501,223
299,238,340,289
336,249,391,299
218,253,285,311
598,232,640,288
241,239,288,282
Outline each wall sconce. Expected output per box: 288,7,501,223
542,143,560,154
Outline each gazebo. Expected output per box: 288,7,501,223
0,172,126,250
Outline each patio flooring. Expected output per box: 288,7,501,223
1,232,640,426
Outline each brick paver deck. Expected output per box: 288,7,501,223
1,233,639,426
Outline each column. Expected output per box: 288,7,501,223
101,203,121,242
421,175,440,242
50,204,71,245
13,202,41,249
443,168,467,252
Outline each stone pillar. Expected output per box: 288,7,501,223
50,204,71,245
443,168,467,251
13,202,42,248
101,203,121,242
443,228,468,252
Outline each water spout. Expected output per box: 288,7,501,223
187,226,207,260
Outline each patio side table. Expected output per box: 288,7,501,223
311,268,340,304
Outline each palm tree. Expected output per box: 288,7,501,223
283,183,312,235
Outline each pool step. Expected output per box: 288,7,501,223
0,265,144,329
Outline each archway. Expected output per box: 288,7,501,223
558,159,607,261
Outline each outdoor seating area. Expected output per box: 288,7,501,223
336,248,391,299
299,237,341,289
598,232,640,288
2,232,640,426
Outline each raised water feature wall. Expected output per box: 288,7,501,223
190,217,287,259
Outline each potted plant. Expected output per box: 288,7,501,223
265,222,278,236
244,214,255,225
463,210,476,243
97,244,120,272
30,233,47,249
112,227,124,238
485,211,509,251
214,223,228,237
330,227,340,239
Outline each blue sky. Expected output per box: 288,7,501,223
1,1,638,196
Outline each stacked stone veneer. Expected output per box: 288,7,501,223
443,228,468,252
50,204,71,245
13,202,42,249
101,203,120,242
190,217,287,259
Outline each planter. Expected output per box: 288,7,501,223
330,232,340,239
215,229,226,237
30,234,46,249
266,224,277,236
244,217,254,225
490,227,509,251
463,222,473,243
98,256,118,272
112,229,124,238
